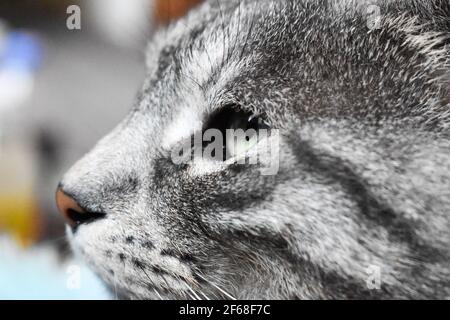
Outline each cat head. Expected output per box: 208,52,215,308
57,0,450,299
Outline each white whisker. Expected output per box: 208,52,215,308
196,274,237,300
198,290,211,300
153,288,163,300
184,282,202,300
113,272,119,300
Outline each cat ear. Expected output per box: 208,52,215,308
153,0,204,25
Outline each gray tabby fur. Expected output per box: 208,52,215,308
59,0,450,299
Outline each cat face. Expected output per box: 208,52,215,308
57,0,450,299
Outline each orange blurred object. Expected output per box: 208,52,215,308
0,143,42,247
0,194,41,247
154,0,203,25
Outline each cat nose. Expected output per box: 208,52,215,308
55,187,105,228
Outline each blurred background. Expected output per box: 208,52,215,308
0,0,202,299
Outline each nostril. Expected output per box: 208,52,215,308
55,187,105,229
66,208,105,226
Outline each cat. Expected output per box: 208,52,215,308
56,0,450,299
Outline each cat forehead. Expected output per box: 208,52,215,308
149,3,344,152
147,0,449,149
151,5,255,150
145,0,386,79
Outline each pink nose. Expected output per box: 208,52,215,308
56,188,103,227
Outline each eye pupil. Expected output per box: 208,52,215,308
203,105,270,161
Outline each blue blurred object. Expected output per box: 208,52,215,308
0,237,112,300
0,31,43,72
0,26,43,112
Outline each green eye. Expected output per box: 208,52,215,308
226,114,264,158
203,105,270,161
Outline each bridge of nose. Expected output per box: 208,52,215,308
58,122,153,214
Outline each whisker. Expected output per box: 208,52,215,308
159,272,174,295
184,282,202,300
196,274,237,300
229,1,242,64
137,264,162,299
214,0,227,69
198,290,211,300
187,292,197,300
113,272,119,300
179,72,205,92
179,280,198,301
239,0,257,61
153,288,163,300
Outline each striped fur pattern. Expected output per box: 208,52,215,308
60,0,450,299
